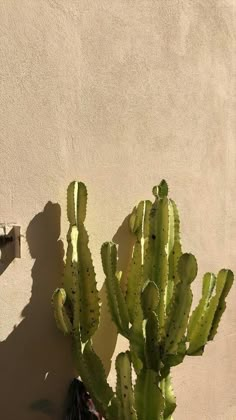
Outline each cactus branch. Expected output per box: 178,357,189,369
52,180,233,420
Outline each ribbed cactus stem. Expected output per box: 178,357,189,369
52,181,115,419
148,181,169,335
52,180,233,420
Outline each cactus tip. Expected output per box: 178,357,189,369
178,253,198,284
152,179,168,198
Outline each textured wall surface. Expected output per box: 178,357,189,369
0,1,235,419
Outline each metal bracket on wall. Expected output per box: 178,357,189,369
0,225,21,274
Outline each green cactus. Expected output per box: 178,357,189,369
52,180,234,419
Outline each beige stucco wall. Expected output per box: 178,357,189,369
0,1,235,419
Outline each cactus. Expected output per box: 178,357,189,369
52,180,234,419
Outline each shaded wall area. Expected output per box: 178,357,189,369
0,203,74,419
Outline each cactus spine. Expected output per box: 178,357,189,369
52,180,234,419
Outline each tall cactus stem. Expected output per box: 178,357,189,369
52,180,233,420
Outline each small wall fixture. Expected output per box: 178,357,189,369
0,225,21,273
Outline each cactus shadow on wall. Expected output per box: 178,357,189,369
0,202,74,420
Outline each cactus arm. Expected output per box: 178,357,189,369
63,181,100,343
166,199,175,258
63,225,78,303
101,242,130,337
106,398,122,420
187,269,234,355
165,201,175,309
187,272,216,340
51,288,72,335
82,342,115,409
63,182,81,334
126,201,152,373
77,222,100,342
161,375,176,419
135,369,164,420
67,180,87,225
126,200,152,324
67,181,78,225
73,340,115,418
148,181,169,334
144,311,160,372
126,202,143,324
115,352,137,420
63,226,81,334
166,200,182,308
208,269,233,340
129,314,145,374
162,338,186,378
165,253,197,354
74,182,100,343
141,281,159,318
